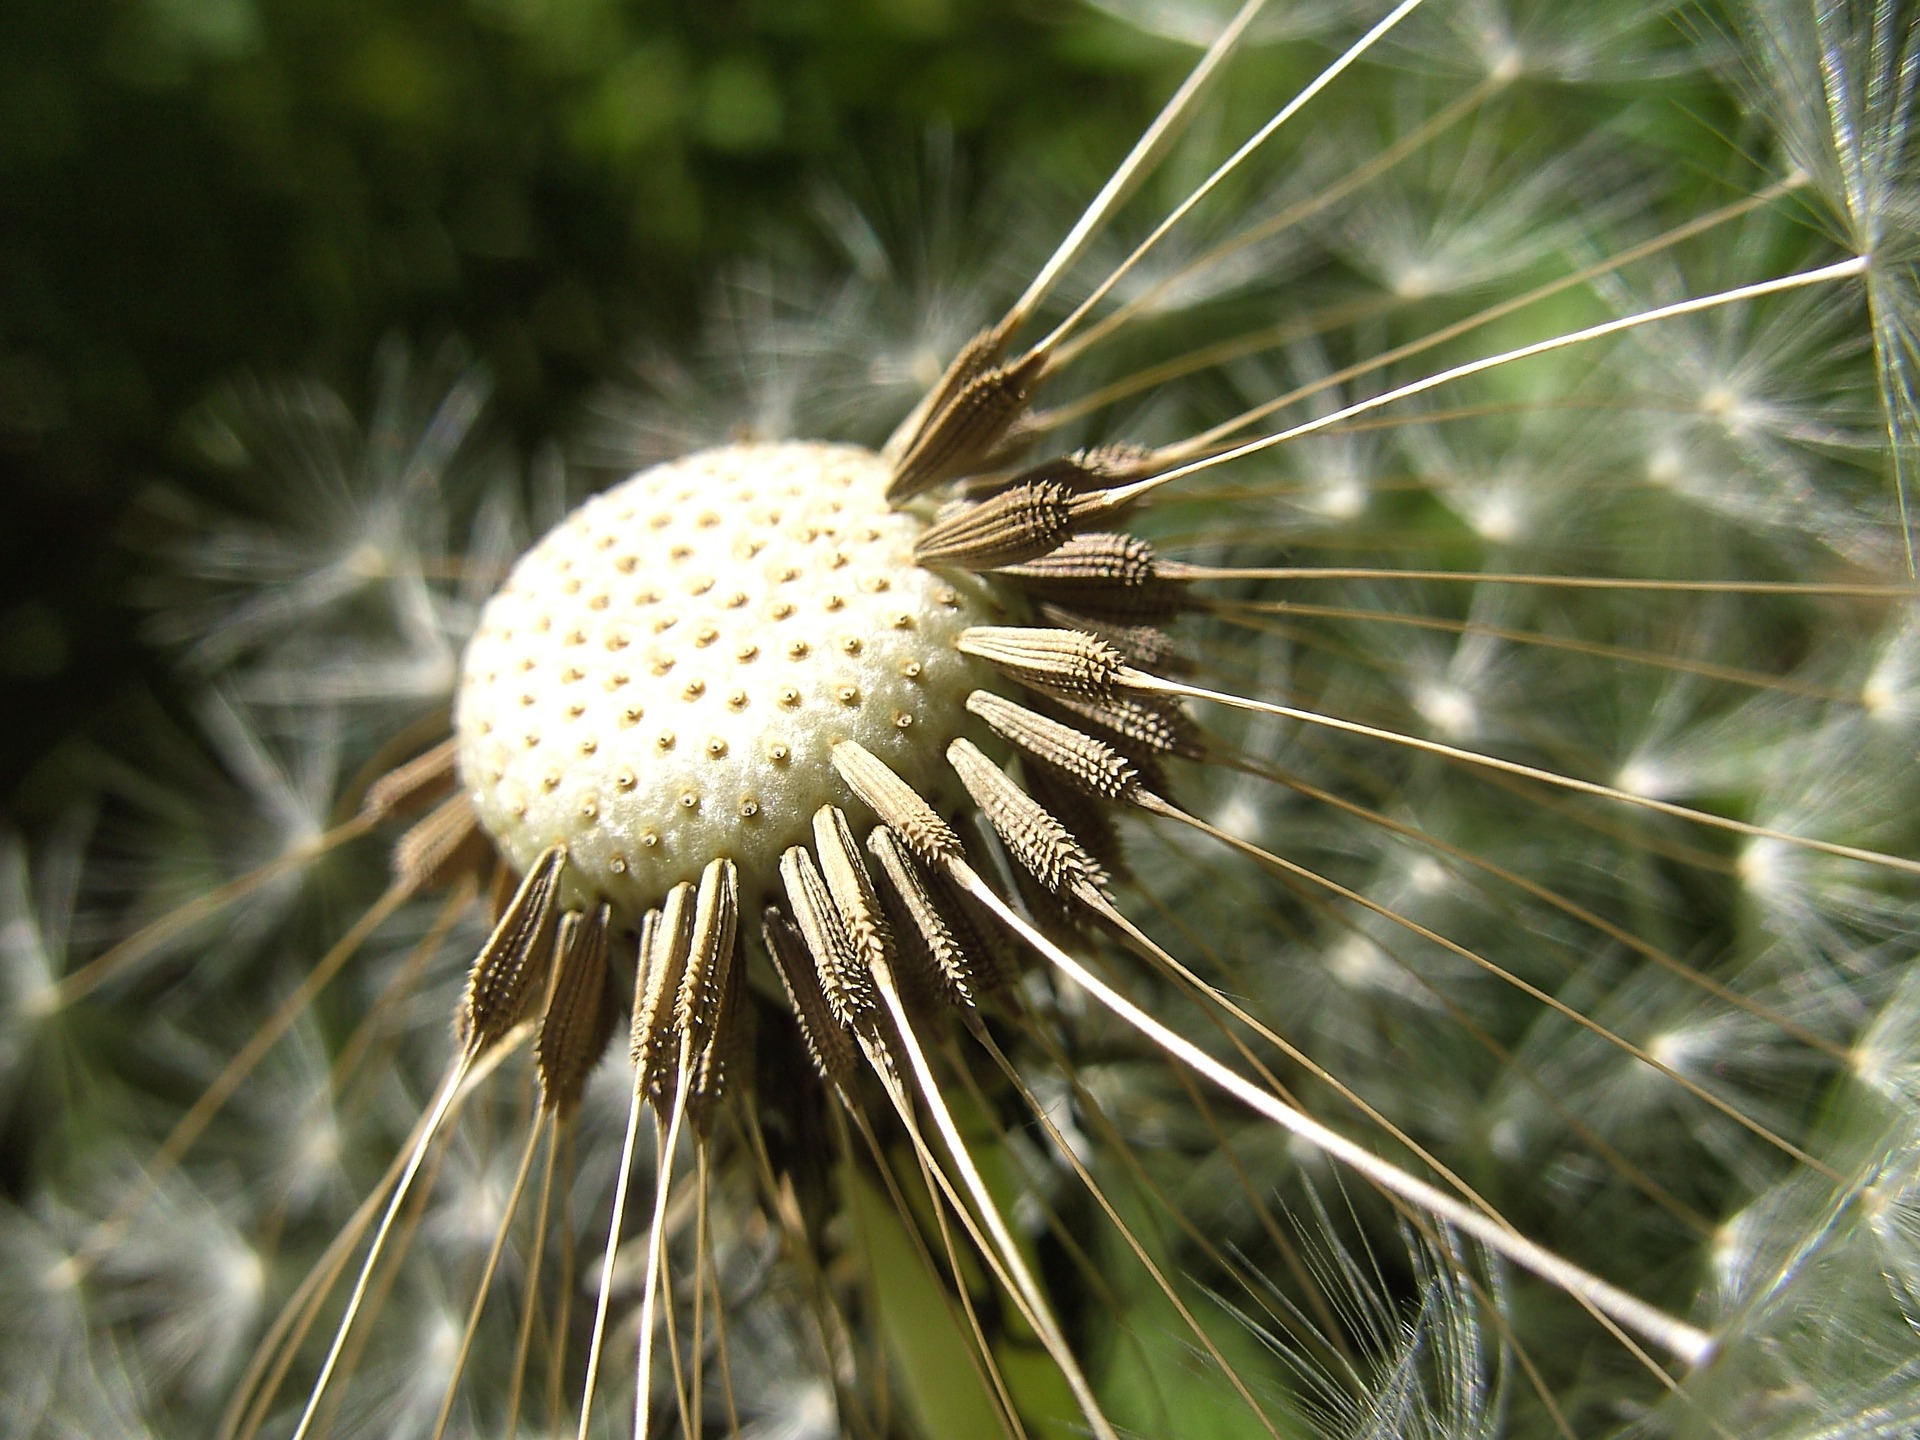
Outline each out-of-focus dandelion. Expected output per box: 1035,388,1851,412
8,2,1920,1439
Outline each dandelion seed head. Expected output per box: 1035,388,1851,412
457,441,996,919
1645,438,1686,486
1406,855,1450,894
1307,471,1369,520
1615,755,1676,799
1465,489,1523,543
1413,680,1478,738
1739,836,1792,894
1645,1025,1706,1074
1210,783,1266,842
1330,933,1394,990
38,1249,82,1296
1487,1115,1526,1160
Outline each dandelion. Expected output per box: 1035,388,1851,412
10,1,1920,1438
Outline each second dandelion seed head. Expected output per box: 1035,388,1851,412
455,441,999,920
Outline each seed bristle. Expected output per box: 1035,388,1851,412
1035,603,1189,673
458,844,566,1055
1016,444,1159,494
762,908,856,1090
996,532,1181,620
812,807,894,988
956,625,1126,699
361,736,460,819
831,739,965,864
966,690,1139,802
947,739,1108,901
887,349,1050,503
1035,687,1203,763
674,857,740,1061
687,948,751,1135
912,479,1079,570
687,879,748,1137
884,323,1008,466
392,791,490,890
632,882,695,1098
779,844,878,1030
866,824,983,1009
536,903,616,1116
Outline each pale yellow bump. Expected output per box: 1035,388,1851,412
580,738,598,755
657,730,676,750
891,613,914,630
899,659,922,679
694,625,719,648
766,740,791,763
615,767,637,791
706,737,728,758
840,637,862,655
738,798,760,819
620,705,643,726
727,690,749,711
835,683,861,706
679,791,700,811
735,643,759,662
691,575,715,595
777,687,801,709
725,591,748,608
542,771,562,791
609,855,629,875
788,640,811,660
641,830,660,848
824,594,845,612
579,797,598,821
682,679,706,699
769,600,795,621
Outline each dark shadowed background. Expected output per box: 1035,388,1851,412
0,0,1173,812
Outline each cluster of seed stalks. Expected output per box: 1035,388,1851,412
11,0,1920,1437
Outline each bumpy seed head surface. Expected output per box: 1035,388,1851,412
456,442,998,921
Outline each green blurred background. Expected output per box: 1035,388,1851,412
0,0,1171,809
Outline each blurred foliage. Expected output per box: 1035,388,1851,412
0,0,1172,806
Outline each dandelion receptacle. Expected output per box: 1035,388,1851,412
6,2,1920,1438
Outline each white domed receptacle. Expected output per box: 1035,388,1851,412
455,442,1000,922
